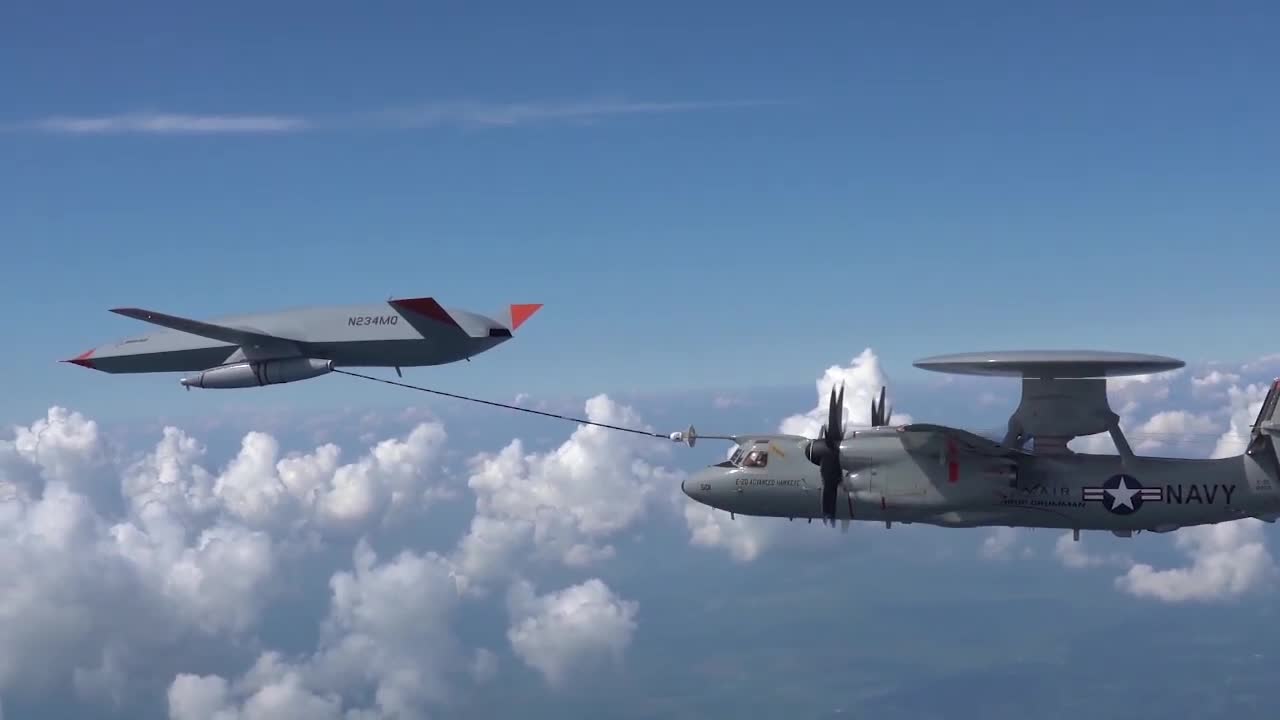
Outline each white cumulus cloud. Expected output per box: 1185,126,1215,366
505,578,639,689
454,394,682,589
980,527,1034,560
1117,520,1277,602
0,411,277,705
779,348,913,437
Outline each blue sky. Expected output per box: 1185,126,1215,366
2,9,1280,715
3,1,1278,423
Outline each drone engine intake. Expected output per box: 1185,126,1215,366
179,358,335,389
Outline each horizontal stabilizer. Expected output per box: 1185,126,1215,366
387,297,464,330
109,307,302,357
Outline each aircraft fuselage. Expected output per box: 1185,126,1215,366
682,432,1280,533
67,299,525,374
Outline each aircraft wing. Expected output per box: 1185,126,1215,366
898,423,1031,458
109,307,304,357
386,296,470,336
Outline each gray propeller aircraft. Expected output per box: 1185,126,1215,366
62,296,542,389
678,351,1280,540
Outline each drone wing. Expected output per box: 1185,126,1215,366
109,307,304,358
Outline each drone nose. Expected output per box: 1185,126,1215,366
681,478,692,498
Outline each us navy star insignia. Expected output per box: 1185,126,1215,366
1082,474,1163,515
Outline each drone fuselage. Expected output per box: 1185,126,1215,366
682,430,1280,534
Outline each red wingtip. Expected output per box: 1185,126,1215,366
62,348,96,369
509,303,543,331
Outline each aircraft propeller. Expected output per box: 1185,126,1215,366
805,384,846,526
805,383,892,525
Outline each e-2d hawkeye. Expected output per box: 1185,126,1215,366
679,351,1280,540
62,296,542,389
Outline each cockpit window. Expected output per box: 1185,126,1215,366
728,447,746,465
742,449,768,468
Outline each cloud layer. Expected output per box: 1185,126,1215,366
0,395,675,718
1,348,1277,716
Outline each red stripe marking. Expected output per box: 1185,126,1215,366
62,348,96,369
947,438,959,483
390,297,460,328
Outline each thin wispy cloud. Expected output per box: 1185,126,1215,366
10,98,768,136
30,113,309,134
373,99,761,129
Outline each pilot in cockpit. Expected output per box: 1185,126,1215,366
741,448,768,468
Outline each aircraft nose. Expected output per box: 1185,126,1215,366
681,469,719,503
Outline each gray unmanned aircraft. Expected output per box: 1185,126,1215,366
677,351,1280,541
62,296,542,389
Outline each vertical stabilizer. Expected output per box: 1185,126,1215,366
498,304,543,332
1247,378,1280,457
1246,379,1280,495
1251,379,1280,440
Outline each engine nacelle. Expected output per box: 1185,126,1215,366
180,358,335,389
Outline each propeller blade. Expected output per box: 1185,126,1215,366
870,385,892,427
825,385,842,448
820,452,840,520
819,383,847,522
803,383,850,524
